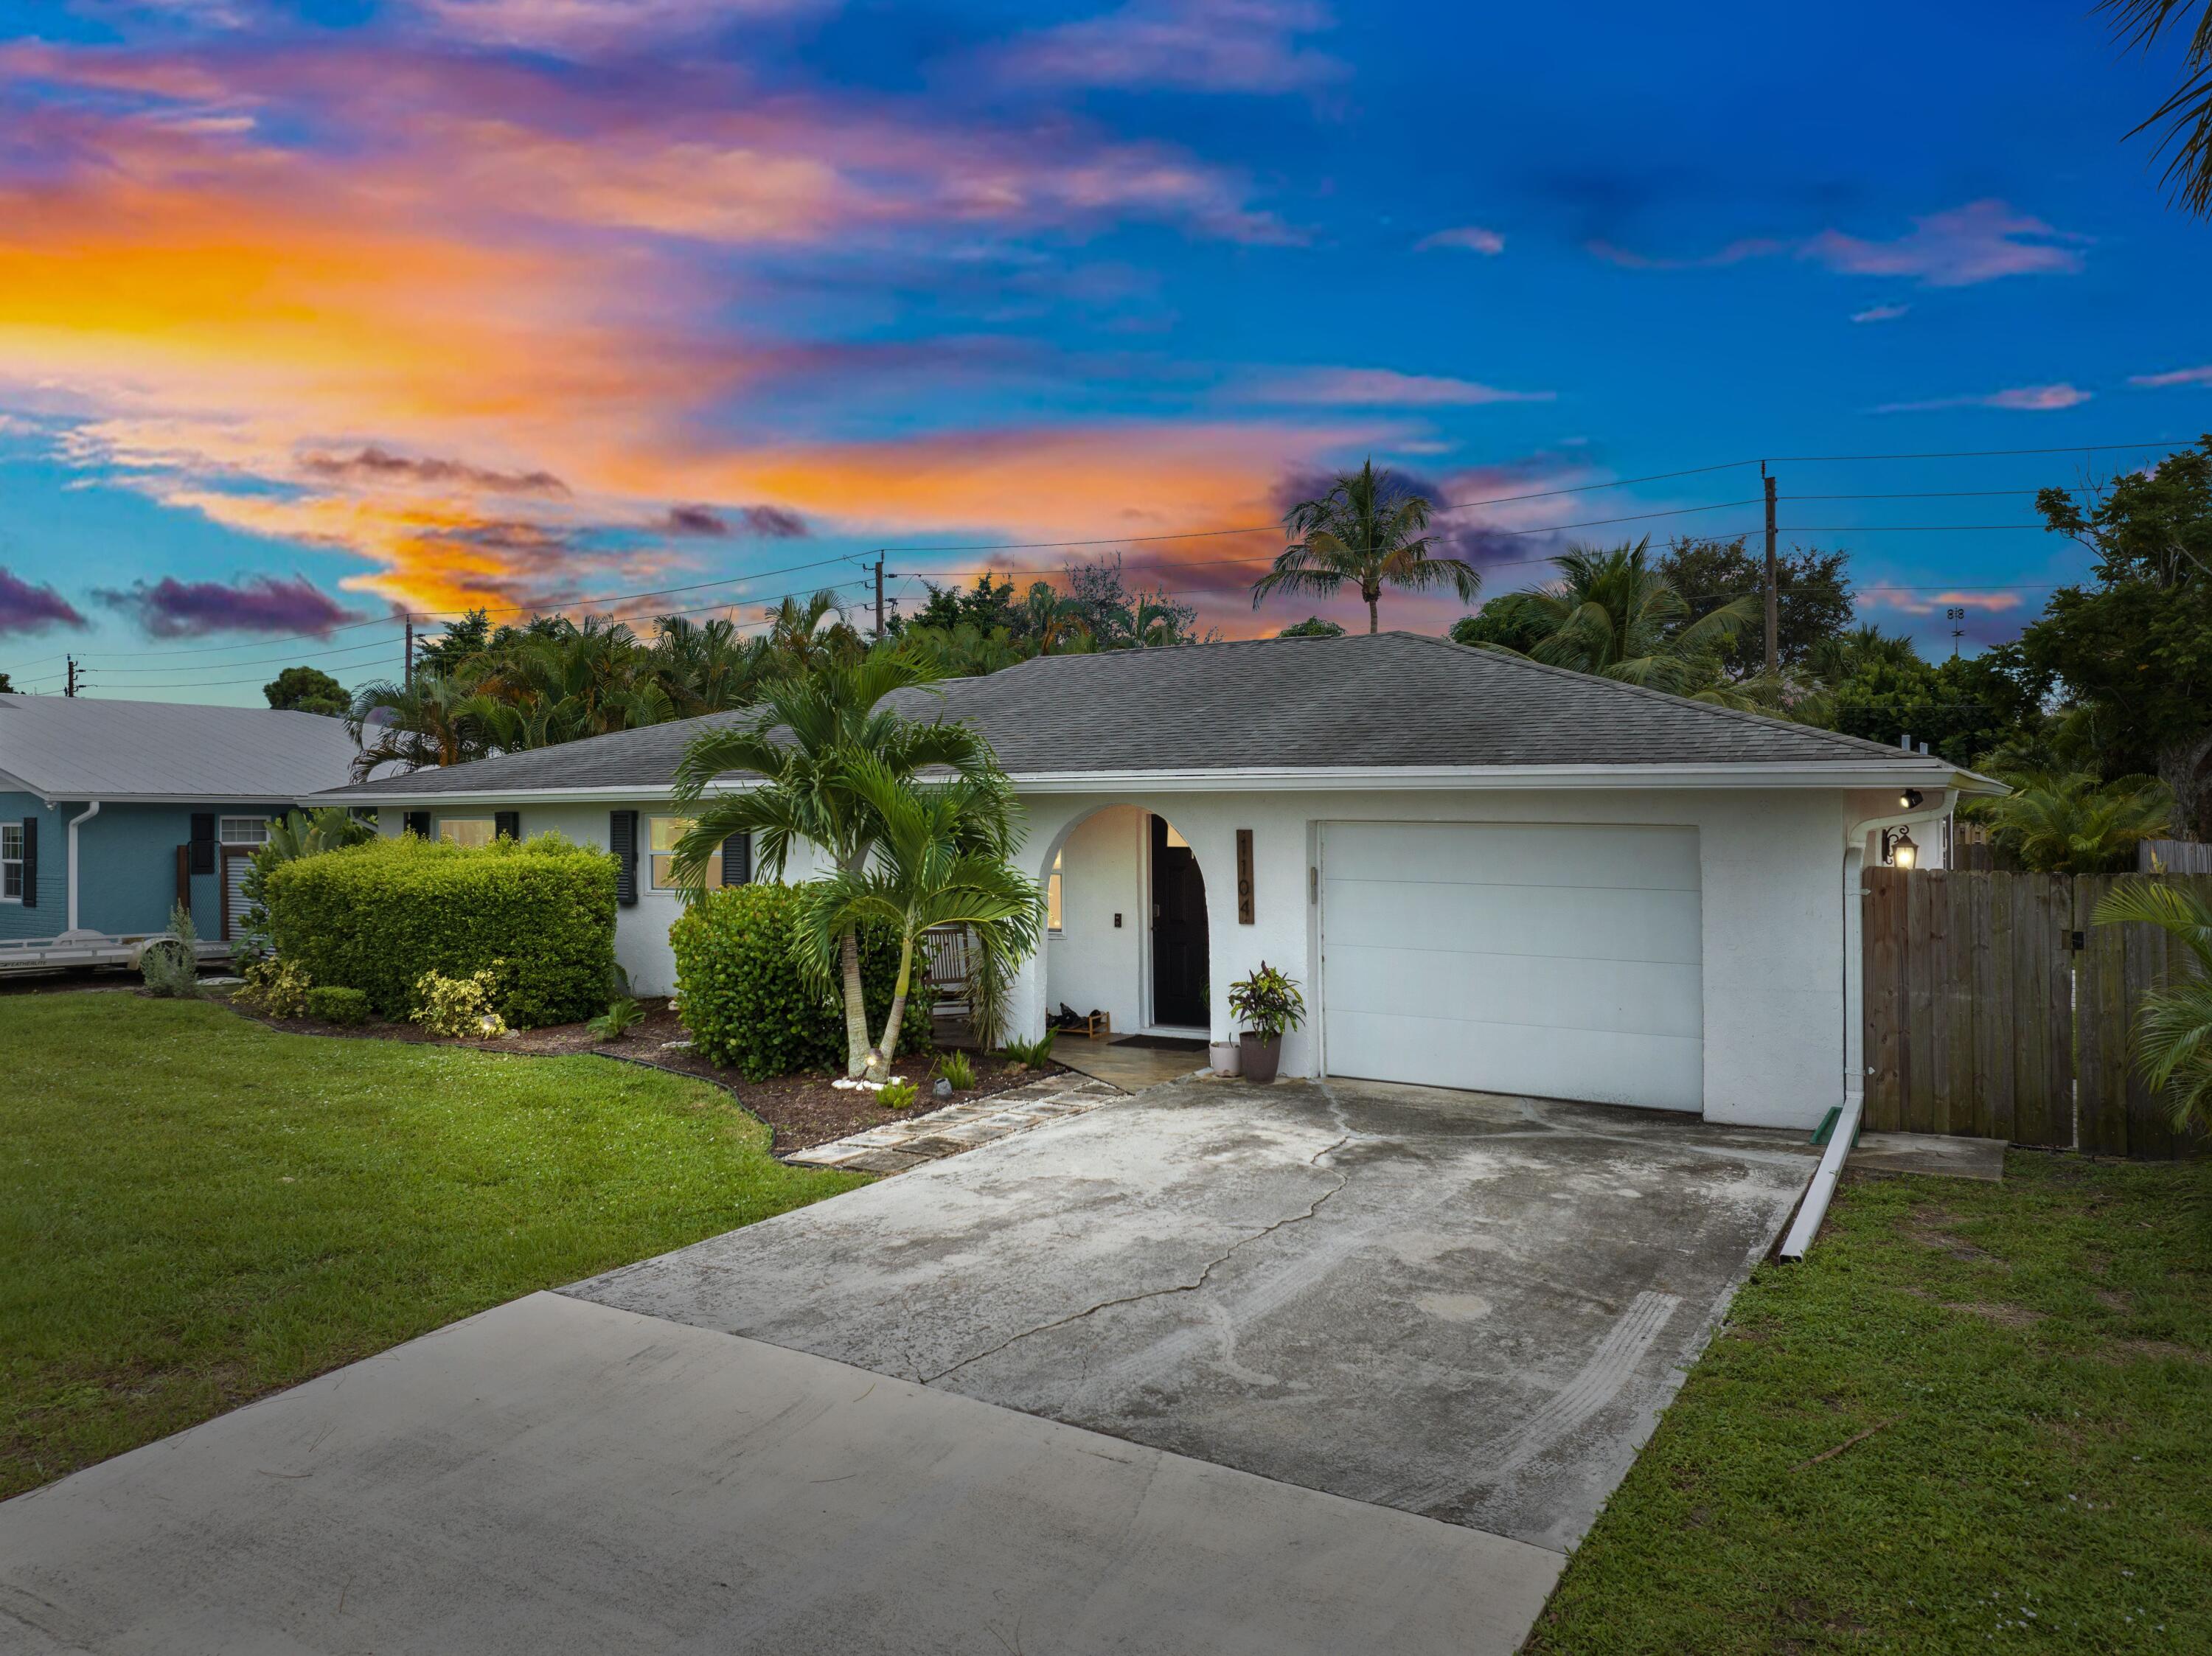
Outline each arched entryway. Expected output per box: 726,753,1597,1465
1034,804,1212,1038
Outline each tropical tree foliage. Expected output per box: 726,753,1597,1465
1975,770,2175,873
2093,877,2212,1132
1277,616,1346,638
667,654,1002,1076
790,754,1044,1079
1458,540,1761,700
2101,0,2212,215
263,664,350,717
1658,537,1856,680
893,557,1205,675
1256,459,1481,633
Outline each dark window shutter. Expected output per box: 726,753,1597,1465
721,832,751,888
189,812,216,875
494,810,521,842
610,810,639,906
19,818,35,909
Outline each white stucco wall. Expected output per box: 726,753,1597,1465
1009,786,1864,1131
377,781,1912,1132
1043,804,1147,1034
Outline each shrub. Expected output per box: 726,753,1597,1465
1001,1030,1055,1068
139,903,204,999
936,1049,976,1090
263,832,615,1028
237,957,313,1018
304,984,370,1026
878,1079,919,1110
670,882,933,1080
586,997,644,1040
414,968,508,1039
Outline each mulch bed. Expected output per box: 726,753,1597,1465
223,995,1064,1154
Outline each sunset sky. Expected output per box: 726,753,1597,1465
1,0,2208,703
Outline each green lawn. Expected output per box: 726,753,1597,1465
1526,1152,2212,1655
1,991,862,1500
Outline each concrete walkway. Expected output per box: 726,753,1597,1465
0,1295,1557,1655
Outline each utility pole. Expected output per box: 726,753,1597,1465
1761,466,1778,679
403,613,414,690
63,655,78,697
872,554,886,641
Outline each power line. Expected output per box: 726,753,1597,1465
91,634,406,676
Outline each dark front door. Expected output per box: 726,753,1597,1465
1150,815,1209,1027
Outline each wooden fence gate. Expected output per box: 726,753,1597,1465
1862,868,2212,1159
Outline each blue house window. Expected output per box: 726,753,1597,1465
1,824,20,900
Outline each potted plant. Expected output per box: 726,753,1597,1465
1226,961,1304,1085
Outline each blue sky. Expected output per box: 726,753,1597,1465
0,0,2205,702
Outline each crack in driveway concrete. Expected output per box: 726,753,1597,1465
922,1131,1358,1386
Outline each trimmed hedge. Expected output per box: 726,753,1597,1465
265,833,616,1029
304,984,369,1026
671,882,932,1080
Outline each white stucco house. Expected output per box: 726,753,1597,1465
315,632,1994,1131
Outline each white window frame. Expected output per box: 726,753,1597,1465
218,816,269,846
1047,849,1063,933
1,823,21,902
439,818,496,849
647,815,725,892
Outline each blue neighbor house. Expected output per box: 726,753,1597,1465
0,694,360,968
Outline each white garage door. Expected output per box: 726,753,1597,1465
1319,822,1704,1111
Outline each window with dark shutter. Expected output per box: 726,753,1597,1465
610,810,639,906
494,810,521,842
189,813,216,875
721,832,751,887
18,818,35,909
403,810,431,838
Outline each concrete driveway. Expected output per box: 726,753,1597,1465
0,1077,1816,1655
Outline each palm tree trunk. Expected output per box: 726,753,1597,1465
1366,586,1380,633
869,930,917,1082
840,926,870,1077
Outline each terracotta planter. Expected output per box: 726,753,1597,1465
1238,1031,1281,1085
1208,1040,1241,1076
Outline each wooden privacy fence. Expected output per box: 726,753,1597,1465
1862,867,2212,1159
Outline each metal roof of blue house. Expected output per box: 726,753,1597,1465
0,694,362,801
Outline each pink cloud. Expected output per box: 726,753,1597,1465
1251,367,1554,406
1802,200,2085,288
93,574,369,639
1594,200,2086,289
995,0,1342,94
1859,586,2024,618
2129,364,2212,388
0,567,89,636
414,0,813,55
1416,225,1506,255
1874,383,2093,414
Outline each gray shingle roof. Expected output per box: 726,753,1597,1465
0,695,364,801
321,633,1950,801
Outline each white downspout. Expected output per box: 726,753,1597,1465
1783,789,1957,1263
62,800,101,938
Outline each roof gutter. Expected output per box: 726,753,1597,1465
1786,787,1963,1263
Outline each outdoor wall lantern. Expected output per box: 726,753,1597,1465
1883,827,1919,870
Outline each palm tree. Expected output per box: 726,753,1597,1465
346,671,509,779
792,754,1043,1081
1807,623,1921,682
2093,877,2212,1131
2101,0,2212,215
1254,459,1481,633
763,589,863,672
651,616,778,714
1489,540,1759,695
668,654,1000,1076
1980,770,2175,874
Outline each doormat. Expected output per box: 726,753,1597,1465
1111,1034,1209,1051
